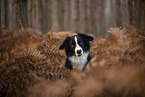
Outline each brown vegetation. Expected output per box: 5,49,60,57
0,24,145,97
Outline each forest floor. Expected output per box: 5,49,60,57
0,24,145,97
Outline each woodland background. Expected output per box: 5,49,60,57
0,0,145,97
0,0,145,37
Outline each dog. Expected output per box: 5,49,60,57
59,33,94,71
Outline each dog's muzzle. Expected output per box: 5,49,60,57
75,49,83,56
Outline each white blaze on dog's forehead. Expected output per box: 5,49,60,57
74,36,78,44
74,36,83,56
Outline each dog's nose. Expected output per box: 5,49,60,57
77,50,82,54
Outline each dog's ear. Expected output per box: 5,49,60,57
78,33,94,41
59,37,70,50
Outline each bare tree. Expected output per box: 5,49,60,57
37,0,43,32
116,0,122,27
4,0,9,29
1,0,144,36
0,0,1,33
141,0,145,31
75,0,80,32
57,0,64,31
90,0,97,35
135,0,141,29
43,0,53,33
14,0,28,29
28,0,32,28
64,0,69,30
128,0,133,25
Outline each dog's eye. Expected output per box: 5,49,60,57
79,42,83,45
71,44,74,48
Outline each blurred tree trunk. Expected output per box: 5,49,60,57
28,0,32,28
116,0,122,27
71,0,75,31
44,0,52,33
87,0,91,34
75,0,80,32
37,0,43,32
14,0,28,29
141,0,145,30
12,1,16,31
4,0,9,29
79,0,84,31
32,0,36,29
128,0,133,25
43,0,48,32
64,0,69,30
67,0,71,30
9,0,13,31
100,0,105,37
134,0,141,29
57,0,64,31
90,0,97,35
84,0,91,33
52,0,56,29
83,0,88,33
0,0,1,33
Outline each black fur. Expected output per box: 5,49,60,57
59,33,93,70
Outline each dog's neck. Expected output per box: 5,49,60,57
69,51,89,71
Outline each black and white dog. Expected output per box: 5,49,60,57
59,33,93,71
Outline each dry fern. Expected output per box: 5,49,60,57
0,28,42,64
0,25,145,97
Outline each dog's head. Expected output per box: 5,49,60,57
59,33,93,57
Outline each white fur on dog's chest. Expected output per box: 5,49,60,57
69,52,89,71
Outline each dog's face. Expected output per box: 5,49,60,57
59,33,94,57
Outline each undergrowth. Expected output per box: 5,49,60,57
0,24,145,97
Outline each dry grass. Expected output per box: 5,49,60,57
0,24,145,97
